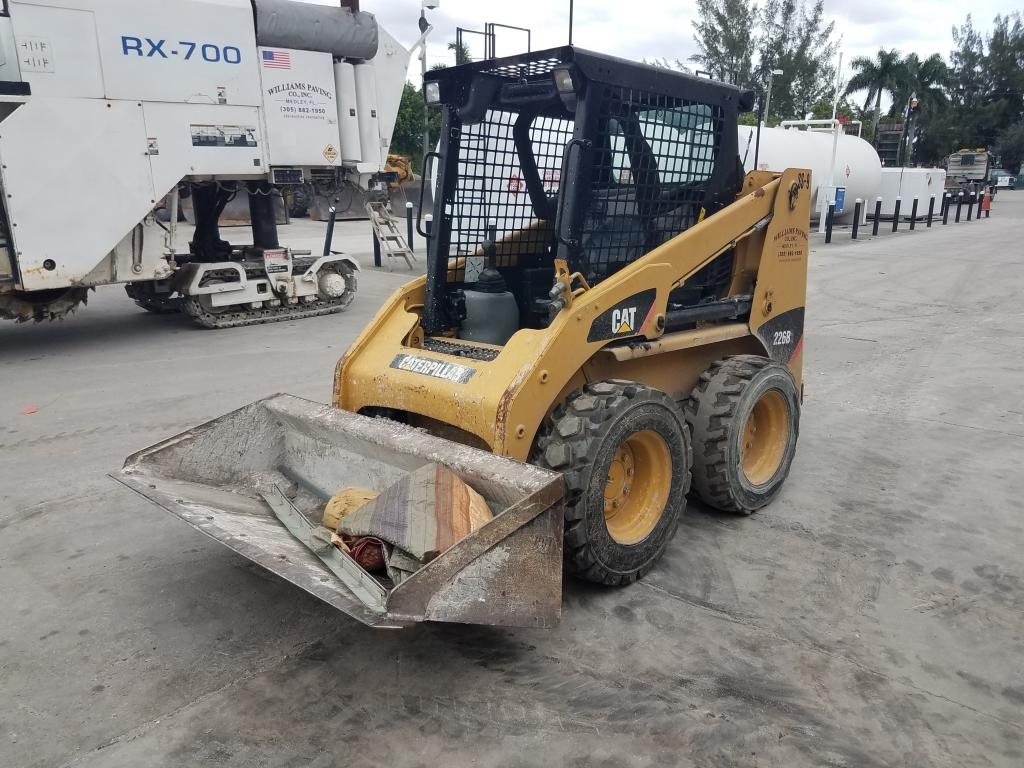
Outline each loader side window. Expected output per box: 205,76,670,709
578,92,724,286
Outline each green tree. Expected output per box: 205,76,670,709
936,12,1024,157
754,0,838,121
690,0,758,84
688,0,839,120
843,48,904,141
890,54,949,165
645,57,693,75
390,82,442,173
950,16,988,108
809,98,856,122
995,120,1024,173
890,53,948,118
985,13,1024,142
391,82,425,161
448,39,473,66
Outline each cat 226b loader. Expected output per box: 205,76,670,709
119,47,811,629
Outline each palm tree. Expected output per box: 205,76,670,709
844,48,904,142
891,53,948,118
881,53,949,165
448,40,473,66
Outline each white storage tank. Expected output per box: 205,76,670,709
334,62,362,163
877,168,947,218
739,125,882,222
353,62,381,172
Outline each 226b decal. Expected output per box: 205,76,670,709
757,307,805,364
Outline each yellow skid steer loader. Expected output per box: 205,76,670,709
118,47,810,628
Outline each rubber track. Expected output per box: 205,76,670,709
684,355,771,512
182,267,356,329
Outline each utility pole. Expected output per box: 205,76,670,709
568,0,574,45
830,52,843,121
762,68,783,128
902,93,919,167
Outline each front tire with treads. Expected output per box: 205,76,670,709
685,356,800,514
532,380,691,585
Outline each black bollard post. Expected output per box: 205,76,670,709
976,193,984,220
405,201,415,253
955,193,963,223
372,231,382,268
872,197,882,236
927,195,935,227
966,192,974,221
852,199,863,240
909,198,919,230
892,197,901,232
425,214,433,238
943,194,951,224
825,201,835,244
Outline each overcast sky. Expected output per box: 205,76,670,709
306,0,1015,95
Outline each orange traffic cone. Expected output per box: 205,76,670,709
981,190,992,218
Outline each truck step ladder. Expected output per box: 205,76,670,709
365,201,415,271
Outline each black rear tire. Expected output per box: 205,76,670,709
532,380,692,585
685,356,800,514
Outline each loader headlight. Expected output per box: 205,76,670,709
425,81,441,105
553,66,579,112
553,67,576,96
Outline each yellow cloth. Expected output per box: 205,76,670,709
322,487,380,531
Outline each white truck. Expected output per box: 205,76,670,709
0,0,419,327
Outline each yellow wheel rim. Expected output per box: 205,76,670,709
740,390,790,486
604,429,672,545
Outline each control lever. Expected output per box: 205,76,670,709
482,221,498,272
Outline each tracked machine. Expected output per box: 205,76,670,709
0,0,420,327
121,48,812,627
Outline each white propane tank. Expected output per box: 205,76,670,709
739,126,882,222
353,63,381,173
334,62,362,163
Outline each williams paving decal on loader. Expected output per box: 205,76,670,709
119,47,811,628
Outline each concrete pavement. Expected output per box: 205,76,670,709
1,197,1022,767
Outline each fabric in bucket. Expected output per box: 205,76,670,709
335,463,493,584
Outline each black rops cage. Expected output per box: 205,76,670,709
421,46,755,336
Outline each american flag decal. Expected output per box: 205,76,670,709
262,50,291,70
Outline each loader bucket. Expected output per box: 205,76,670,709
114,395,565,629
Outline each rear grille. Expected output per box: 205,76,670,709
423,338,500,361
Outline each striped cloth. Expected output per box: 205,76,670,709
336,463,492,583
